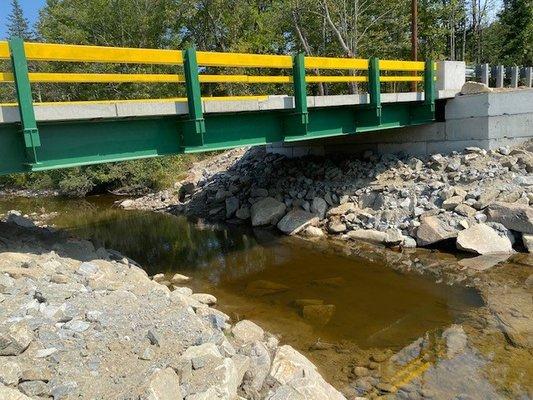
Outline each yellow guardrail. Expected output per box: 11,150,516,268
0,40,430,85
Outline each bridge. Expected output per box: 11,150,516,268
0,37,457,175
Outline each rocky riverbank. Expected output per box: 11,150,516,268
123,143,533,256
0,212,346,400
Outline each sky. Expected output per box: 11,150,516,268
0,0,46,39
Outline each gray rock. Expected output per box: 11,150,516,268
0,361,21,386
225,196,239,219
522,233,533,253
456,224,513,255
327,221,347,234
63,319,90,333
416,216,458,246
346,229,403,246
6,211,35,228
302,226,325,238
460,81,493,95
311,197,327,219
250,197,287,226
50,381,77,399
140,368,182,400
240,341,271,392
191,293,217,305
77,262,99,276
232,320,264,345
0,322,33,356
277,210,318,235
235,206,250,220
487,202,533,234
18,381,49,397
0,385,31,400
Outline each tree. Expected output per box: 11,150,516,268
498,0,533,65
6,0,33,40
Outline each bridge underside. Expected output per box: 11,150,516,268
0,99,434,175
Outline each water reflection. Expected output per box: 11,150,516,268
0,196,482,350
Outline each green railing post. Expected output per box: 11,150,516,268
181,47,205,149
368,57,382,125
9,37,41,166
293,52,308,126
284,52,308,139
424,58,435,112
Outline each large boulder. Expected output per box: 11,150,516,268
251,197,287,227
456,224,513,255
416,216,458,246
277,210,319,235
487,202,533,234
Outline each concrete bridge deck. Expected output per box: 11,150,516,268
0,91,458,124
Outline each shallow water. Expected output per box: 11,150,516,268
0,195,482,353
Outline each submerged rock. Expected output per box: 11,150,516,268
245,280,289,296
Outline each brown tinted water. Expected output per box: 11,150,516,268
0,195,482,354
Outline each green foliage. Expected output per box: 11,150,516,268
7,0,34,40
0,155,203,197
498,0,533,65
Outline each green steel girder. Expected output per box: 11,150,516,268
0,101,435,175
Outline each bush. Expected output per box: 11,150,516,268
0,154,205,197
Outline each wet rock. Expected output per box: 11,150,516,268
484,287,533,348
232,320,264,345
0,322,33,356
442,325,467,357
277,210,319,235
250,197,287,226
487,202,533,234
458,253,511,271
140,368,182,400
171,273,190,284
346,229,403,246
302,226,325,238
294,299,324,307
245,280,289,296
6,211,35,229
416,216,458,246
302,304,335,326
456,224,513,255
353,366,370,377
191,293,217,305
328,221,347,234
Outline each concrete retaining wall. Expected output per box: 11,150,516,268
267,89,533,157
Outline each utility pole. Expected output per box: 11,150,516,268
411,0,418,91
